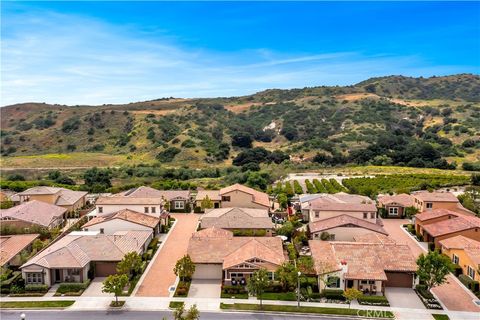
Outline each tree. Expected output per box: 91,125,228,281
343,288,363,308
173,304,200,320
247,268,270,308
276,262,298,290
116,252,142,279
174,255,196,282
276,221,294,239
102,274,128,305
416,250,454,290
231,132,253,148
200,195,213,210
472,174,480,186
277,193,288,209
284,181,294,197
297,256,314,274
83,167,112,192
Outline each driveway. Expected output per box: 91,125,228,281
382,218,480,312
135,214,199,296
187,279,222,298
384,287,425,309
82,277,110,297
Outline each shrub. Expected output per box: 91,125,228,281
323,289,345,300
415,284,434,299
222,285,248,295
428,242,436,251
471,281,479,293
148,238,159,250
56,280,90,294
25,284,49,292
452,264,463,277
459,274,473,289
358,295,390,306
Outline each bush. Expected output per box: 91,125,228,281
25,284,49,292
222,285,248,295
148,238,159,250
471,281,479,293
459,274,473,289
358,295,390,306
323,289,345,300
452,264,463,277
428,242,436,251
56,280,90,294
264,282,284,293
142,249,154,261
415,284,434,299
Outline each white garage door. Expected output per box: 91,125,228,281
193,264,223,280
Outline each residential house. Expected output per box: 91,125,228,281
309,239,417,295
0,234,40,267
194,184,270,212
412,191,473,215
17,187,87,213
415,209,480,248
377,194,416,218
303,193,377,224
0,200,67,230
83,209,161,235
95,197,163,218
309,214,388,241
439,236,480,281
195,190,222,211
199,207,274,235
115,186,191,213
20,230,152,286
187,227,285,283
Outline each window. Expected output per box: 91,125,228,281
426,202,433,209
452,254,459,265
144,207,149,213
98,206,103,213
268,272,274,280
151,207,156,213
389,207,398,216
467,266,476,279
327,276,340,288
363,212,368,219
314,211,319,218
26,273,43,284
67,269,80,276
174,201,184,209
221,196,231,202
370,212,375,219
100,228,104,234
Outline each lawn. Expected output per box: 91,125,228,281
220,303,394,318
169,301,185,309
220,292,249,299
432,315,450,320
258,292,297,301
0,301,75,309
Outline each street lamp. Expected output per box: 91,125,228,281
297,271,301,308
20,313,26,320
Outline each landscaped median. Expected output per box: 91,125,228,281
0,301,75,309
220,303,394,318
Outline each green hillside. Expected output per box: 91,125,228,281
1,74,479,170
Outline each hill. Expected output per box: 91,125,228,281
1,74,479,170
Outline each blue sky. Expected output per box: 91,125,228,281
1,1,479,106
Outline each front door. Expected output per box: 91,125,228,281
55,269,61,283
347,280,354,288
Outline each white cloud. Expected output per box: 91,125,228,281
1,8,475,106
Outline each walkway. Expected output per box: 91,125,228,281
381,218,480,312
135,213,199,297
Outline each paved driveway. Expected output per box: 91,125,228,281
135,214,199,297
381,218,480,312
187,279,222,298
384,287,425,309
82,277,110,297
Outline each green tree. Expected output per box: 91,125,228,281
293,180,303,194
102,274,128,305
416,250,454,290
297,256,314,274
305,179,317,194
247,268,270,308
277,193,288,209
277,221,294,239
83,167,112,192
200,195,213,210
173,303,200,320
116,252,142,279
343,288,363,308
284,181,294,197
276,262,298,290
174,255,196,282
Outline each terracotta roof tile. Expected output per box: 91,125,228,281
17,187,87,206
415,209,460,222
96,196,162,205
378,194,415,207
413,191,459,202
195,190,221,201
308,193,376,212
117,186,190,200
439,236,480,266
0,234,40,266
422,215,480,237
83,209,159,229
309,214,387,235
353,233,396,244
220,184,270,208
0,200,67,227
200,207,273,230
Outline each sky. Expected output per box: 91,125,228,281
1,1,479,106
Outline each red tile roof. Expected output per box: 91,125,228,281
0,234,40,266
83,209,159,229
309,214,387,235
422,215,480,237
413,191,459,202
439,236,480,266
378,194,415,207
200,207,273,229
415,209,460,222
0,200,67,227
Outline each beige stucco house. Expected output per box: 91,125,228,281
412,191,473,215
83,209,161,235
0,234,40,267
199,207,273,235
17,187,87,213
0,200,67,230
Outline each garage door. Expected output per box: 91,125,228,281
385,272,413,287
95,262,118,277
193,264,223,280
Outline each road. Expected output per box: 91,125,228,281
0,310,357,320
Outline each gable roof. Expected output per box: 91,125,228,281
17,187,87,206
353,233,396,244
308,193,376,212
378,194,415,207
22,230,151,269
309,214,387,235
83,209,159,229
0,200,67,227
200,207,273,230
96,196,163,205
422,215,480,237
439,236,480,266
415,209,460,222
187,227,285,269
219,184,270,208
413,191,459,203
116,186,190,200
0,234,40,266
195,190,221,201
309,240,417,281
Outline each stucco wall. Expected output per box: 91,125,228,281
309,210,376,223
442,247,479,281
221,190,269,210
96,204,161,217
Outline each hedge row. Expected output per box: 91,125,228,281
56,280,91,294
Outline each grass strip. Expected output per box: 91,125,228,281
169,301,185,309
432,315,450,320
220,303,394,318
0,301,75,309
